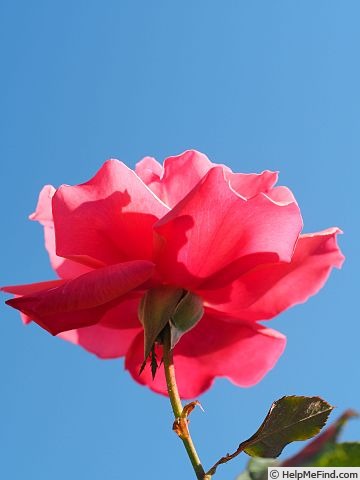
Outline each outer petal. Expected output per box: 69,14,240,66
155,167,302,288
58,291,144,358
2,279,66,295
52,160,169,268
203,228,344,321
125,311,286,398
30,185,92,279
2,280,66,325
5,261,154,335
59,326,142,359
98,291,144,329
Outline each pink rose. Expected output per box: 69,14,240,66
2,151,344,398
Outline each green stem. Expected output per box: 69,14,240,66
162,327,210,480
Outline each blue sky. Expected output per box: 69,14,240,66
0,1,359,479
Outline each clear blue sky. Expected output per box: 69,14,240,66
0,1,358,479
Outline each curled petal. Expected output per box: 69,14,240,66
227,170,278,199
136,151,282,205
157,150,216,206
5,261,154,335
203,228,344,320
136,150,215,207
2,279,66,325
266,186,298,205
52,160,169,268
30,185,56,225
30,185,92,279
125,312,286,398
2,279,66,295
155,167,302,288
134,156,164,198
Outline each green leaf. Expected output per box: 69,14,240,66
138,286,184,361
170,291,204,348
236,458,279,480
206,396,333,477
242,396,333,458
282,409,358,466
311,442,360,467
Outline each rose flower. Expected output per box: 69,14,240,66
2,151,344,398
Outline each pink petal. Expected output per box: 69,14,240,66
266,186,298,205
2,279,66,295
136,151,281,206
155,167,302,289
30,185,93,279
125,333,211,398
58,292,144,357
52,160,169,268
135,156,163,196
137,150,216,207
227,170,279,199
44,225,94,278
5,261,154,335
20,312,32,324
204,228,344,320
158,150,215,207
30,185,56,224
2,280,66,325
125,312,286,398
59,325,141,359
99,291,145,329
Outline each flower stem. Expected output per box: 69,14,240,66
162,327,210,480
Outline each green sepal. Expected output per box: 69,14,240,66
170,291,204,348
138,286,184,361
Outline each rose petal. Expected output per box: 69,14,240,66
29,185,56,225
203,228,344,320
2,279,67,295
136,150,216,207
30,185,93,279
227,170,278,199
5,261,154,335
59,325,141,359
134,156,163,197
52,160,169,268
125,333,211,398
99,291,144,329
157,150,216,206
2,280,66,325
125,312,286,398
136,151,281,206
58,292,143,357
155,167,302,288
266,186,298,205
